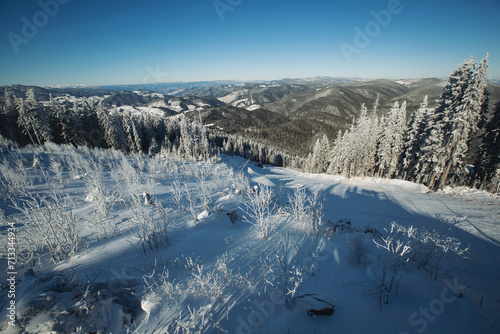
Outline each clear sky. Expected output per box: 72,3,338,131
0,0,499,86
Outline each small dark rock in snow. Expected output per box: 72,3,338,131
307,307,335,316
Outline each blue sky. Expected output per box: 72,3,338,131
0,0,499,86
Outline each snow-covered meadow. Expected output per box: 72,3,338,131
0,144,499,333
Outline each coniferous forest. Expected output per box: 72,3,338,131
1,55,499,192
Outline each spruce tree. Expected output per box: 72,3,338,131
477,101,500,189
401,96,429,180
438,55,489,188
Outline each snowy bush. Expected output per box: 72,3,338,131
242,184,275,239
49,158,65,187
12,188,82,263
230,170,251,195
197,167,211,211
371,222,415,307
371,220,468,308
262,233,304,304
171,305,213,334
189,263,228,302
0,151,33,196
130,201,171,254
141,258,178,299
183,183,199,221
410,216,469,279
169,177,185,214
287,187,323,234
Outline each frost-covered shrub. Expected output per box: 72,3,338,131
183,183,198,221
12,189,82,262
262,233,303,304
371,220,468,308
169,177,184,213
410,216,469,279
0,150,33,196
230,170,251,196
131,202,171,254
287,187,323,234
371,222,415,307
242,184,275,239
197,167,211,211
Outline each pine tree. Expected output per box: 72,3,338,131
0,89,22,143
377,101,407,178
417,56,488,188
148,137,159,156
401,96,429,180
363,98,381,176
16,89,52,145
477,101,500,189
318,134,330,173
437,55,489,188
309,139,322,173
327,130,343,175
97,103,128,152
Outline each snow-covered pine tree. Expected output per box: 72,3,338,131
139,112,158,154
0,89,22,144
96,103,128,152
401,96,429,180
197,122,211,160
148,137,159,156
309,138,322,173
476,101,500,190
341,127,355,177
326,130,343,175
377,101,407,178
350,104,369,177
363,97,381,177
17,89,52,145
416,56,482,188
179,116,195,158
437,55,489,188
51,100,86,146
318,134,330,173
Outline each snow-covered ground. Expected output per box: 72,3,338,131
1,147,499,333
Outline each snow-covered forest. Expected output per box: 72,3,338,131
305,55,500,192
0,86,302,172
0,55,499,334
1,56,499,192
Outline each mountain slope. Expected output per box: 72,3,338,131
2,147,498,334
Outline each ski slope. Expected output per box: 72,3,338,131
1,149,499,334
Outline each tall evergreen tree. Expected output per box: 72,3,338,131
477,101,500,189
401,96,429,180
437,55,489,187
417,55,489,188
17,89,52,145
377,101,407,178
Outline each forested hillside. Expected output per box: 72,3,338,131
1,56,499,191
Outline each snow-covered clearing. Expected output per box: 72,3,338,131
1,147,499,333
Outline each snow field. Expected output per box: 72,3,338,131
0,146,499,333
